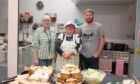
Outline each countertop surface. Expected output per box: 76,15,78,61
7,74,133,84
102,74,127,84
1,73,134,84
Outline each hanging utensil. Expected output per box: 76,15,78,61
26,24,29,38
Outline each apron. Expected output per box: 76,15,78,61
56,35,79,72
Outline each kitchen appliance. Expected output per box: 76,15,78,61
101,51,130,76
104,42,129,51
104,42,114,50
112,51,129,61
111,61,129,76
113,43,129,51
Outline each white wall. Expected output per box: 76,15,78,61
78,5,136,40
19,0,136,48
19,0,82,24
77,4,136,48
0,0,8,34
19,0,82,41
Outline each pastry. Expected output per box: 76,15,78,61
60,70,71,79
66,78,77,84
57,64,84,84
14,65,54,83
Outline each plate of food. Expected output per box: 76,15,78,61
57,64,84,84
7,65,54,84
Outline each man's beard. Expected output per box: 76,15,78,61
86,18,93,24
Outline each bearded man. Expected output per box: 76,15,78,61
79,9,105,70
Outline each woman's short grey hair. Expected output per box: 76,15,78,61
42,15,51,21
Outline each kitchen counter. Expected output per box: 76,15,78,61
1,64,134,84
7,74,133,84
102,74,132,84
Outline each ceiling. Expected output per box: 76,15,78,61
71,0,136,6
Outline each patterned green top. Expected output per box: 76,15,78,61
32,27,56,59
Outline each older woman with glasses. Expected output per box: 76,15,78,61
32,15,56,66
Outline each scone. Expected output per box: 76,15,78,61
76,75,83,83
65,78,77,84
64,64,78,72
60,70,71,79
57,74,65,84
71,69,81,77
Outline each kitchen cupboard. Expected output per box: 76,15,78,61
100,50,130,76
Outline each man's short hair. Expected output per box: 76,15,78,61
84,9,94,15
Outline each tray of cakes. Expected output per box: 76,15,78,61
7,65,54,84
57,64,84,84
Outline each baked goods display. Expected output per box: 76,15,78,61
57,64,83,84
10,65,54,84
81,68,106,84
